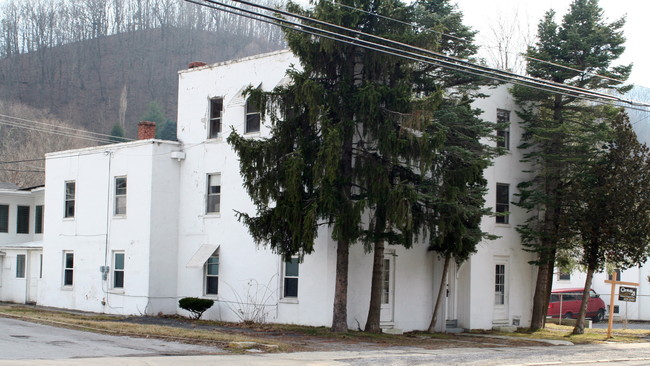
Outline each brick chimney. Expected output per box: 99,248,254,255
138,121,156,140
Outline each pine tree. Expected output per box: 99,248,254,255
229,0,494,332
512,0,631,331
568,111,650,334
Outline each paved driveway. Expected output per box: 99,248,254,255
0,317,219,360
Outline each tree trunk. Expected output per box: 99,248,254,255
573,242,598,335
530,259,551,331
428,254,451,333
365,238,385,333
331,239,350,332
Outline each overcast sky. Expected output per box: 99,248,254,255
456,0,649,88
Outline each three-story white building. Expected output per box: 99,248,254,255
33,50,537,331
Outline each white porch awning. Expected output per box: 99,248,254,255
186,244,219,268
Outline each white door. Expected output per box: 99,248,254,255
27,254,40,304
446,261,457,323
380,252,395,324
493,257,509,324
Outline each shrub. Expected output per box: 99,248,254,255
178,297,214,319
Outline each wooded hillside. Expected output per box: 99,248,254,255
0,0,285,137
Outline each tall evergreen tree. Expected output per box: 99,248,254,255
229,0,495,332
511,0,631,331
567,111,650,334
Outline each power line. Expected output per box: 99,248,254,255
186,0,650,112
0,113,133,142
0,158,45,165
0,117,119,145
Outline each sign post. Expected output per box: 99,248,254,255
604,272,639,338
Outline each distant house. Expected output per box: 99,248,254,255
28,50,538,331
552,266,650,321
0,183,44,304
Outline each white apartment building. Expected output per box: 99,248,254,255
29,50,538,331
0,183,44,304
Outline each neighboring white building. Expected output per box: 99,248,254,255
31,50,536,331
552,267,650,321
0,183,44,304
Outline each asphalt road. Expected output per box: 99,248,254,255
1,317,649,366
0,317,219,360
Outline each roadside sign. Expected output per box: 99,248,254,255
618,286,637,302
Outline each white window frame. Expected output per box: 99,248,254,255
114,176,127,216
63,251,74,287
204,252,219,295
112,251,125,289
64,181,75,218
209,97,223,139
0,204,9,233
35,205,44,234
16,254,25,278
16,205,29,234
245,98,261,134
495,183,510,224
496,109,511,150
282,257,299,298
206,173,221,214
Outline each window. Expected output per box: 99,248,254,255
496,109,510,150
495,183,510,224
381,258,390,304
608,268,621,281
206,173,221,214
35,205,44,234
283,257,299,298
113,252,125,289
63,252,74,286
114,177,127,215
558,271,571,281
0,204,8,233
494,264,505,305
39,254,43,278
205,252,219,295
65,181,75,218
245,98,261,133
16,206,29,234
16,254,25,278
209,98,223,138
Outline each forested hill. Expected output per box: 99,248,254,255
0,0,285,137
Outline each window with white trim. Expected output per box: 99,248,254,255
495,264,505,305
496,183,510,224
0,204,8,233
114,177,127,215
113,252,125,289
558,271,571,281
209,98,223,138
63,251,74,286
65,181,75,218
16,205,29,234
496,109,511,150
283,257,299,298
35,205,44,234
16,254,25,278
245,97,261,133
206,173,221,214
204,252,219,295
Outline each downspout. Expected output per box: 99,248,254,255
102,151,113,307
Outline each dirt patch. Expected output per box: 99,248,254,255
116,315,552,352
